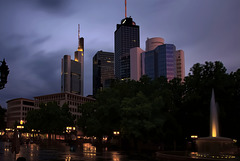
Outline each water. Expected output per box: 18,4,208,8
210,89,219,137
0,141,146,161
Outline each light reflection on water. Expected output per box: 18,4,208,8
83,143,96,159
0,141,129,161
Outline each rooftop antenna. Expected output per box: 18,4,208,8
78,24,80,39
125,0,127,18
78,24,81,50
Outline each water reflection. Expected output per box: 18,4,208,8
112,152,120,161
65,156,71,161
0,141,132,161
190,151,236,159
83,143,96,159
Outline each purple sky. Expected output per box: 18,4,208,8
0,0,240,108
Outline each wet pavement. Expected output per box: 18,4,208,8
0,141,142,161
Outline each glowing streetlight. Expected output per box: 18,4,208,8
66,126,76,133
191,135,198,139
17,126,24,129
113,131,120,135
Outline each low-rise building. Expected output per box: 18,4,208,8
6,98,35,128
6,93,95,128
34,92,95,120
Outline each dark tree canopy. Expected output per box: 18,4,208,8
77,61,240,149
0,105,6,130
26,102,74,136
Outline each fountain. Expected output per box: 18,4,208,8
156,89,237,160
196,89,236,159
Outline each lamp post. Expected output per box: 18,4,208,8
0,59,9,90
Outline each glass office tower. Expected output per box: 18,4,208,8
114,17,140,79
93,51,114,95
145,44,176,80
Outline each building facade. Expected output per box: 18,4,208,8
6,93,95,128
152,44,177,80
175,50,185,81
130,37,185,81
130,47,145,81
34,92,95,120
6,98,36,128
114,17,140,79
93,51,114,95
61,25,84,95
146,37,164,52
144,50,155,79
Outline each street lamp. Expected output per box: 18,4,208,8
113,131,120,135
0,59,9,90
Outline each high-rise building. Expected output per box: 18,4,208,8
150,44,177,80
130,37,185,81
114,17,140,79
146,37,164,52
175,50,185,81
130,47,144,81
61,25,84,95
93,51,114,95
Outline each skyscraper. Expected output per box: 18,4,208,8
146,37,164,52
61,25,84,95
130,47,144,81
93,51,114,95
130,37,185,81
114,16,140,79
175,50,185,81
153,44,176,80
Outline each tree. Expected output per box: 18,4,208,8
181,61,238,139
77,102,101,137
76,62,240,149
222,69,240,144
0,105,6,130
26,102,74,140
77,76,181,149
121,92,153,141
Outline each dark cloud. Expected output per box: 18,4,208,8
0,0,240,108
0,32,62,107
33,0,74,16
37,0,67,9
32,36,51,45
0,47,64,107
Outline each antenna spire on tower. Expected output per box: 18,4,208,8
78,24,80,39
125,0,127,18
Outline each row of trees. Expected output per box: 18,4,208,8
77,61,240,149
23,61,239,149
25,102,75,139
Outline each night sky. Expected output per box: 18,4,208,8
0,0,240,107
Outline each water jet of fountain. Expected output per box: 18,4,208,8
210,89,219,137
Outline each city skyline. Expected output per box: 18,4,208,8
0,0,240,107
